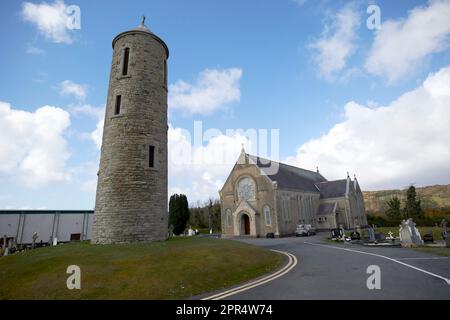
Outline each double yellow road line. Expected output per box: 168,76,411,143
202,250,298,300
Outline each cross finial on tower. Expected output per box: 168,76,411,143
141,15,146,26
316,166,319,173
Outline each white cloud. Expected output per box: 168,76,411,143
365,0,450,83
71,104,104,119
169,68,243,115
168,124,250,202
291,0,307,6
285,65,450,190
0,101,71,187
22,0,75,44
26,45,45,55
90,117,104,149
69,161,98,193
309,5,361,80
59,80,86,100
70,104,105,149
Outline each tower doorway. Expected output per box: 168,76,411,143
241,214,250,235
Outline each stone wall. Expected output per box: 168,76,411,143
220,161,279,237
275,189,320,235
92,29,168,244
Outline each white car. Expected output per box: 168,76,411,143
295,224,316,237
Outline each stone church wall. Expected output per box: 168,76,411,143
220,163,278,237
275,189,320,236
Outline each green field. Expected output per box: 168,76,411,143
0,237,283,300
376,226,443,240
413,246,450,258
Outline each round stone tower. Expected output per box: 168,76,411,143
92,18,169,244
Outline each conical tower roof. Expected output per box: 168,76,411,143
112,16,169,57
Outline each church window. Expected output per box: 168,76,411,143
226,209,232,227
122,48,130,76
287,199,291,221
114,95,121,115
237,177,255,201
263,205,271,226
282,197,290,222
149,145,155,168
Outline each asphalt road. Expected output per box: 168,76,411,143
220,234,450,300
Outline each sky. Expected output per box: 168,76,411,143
0,0,449,209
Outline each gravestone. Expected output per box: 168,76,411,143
350,231,361,240
32,232,38,249
386,231,396,243
399,219,423,247
331,228,343,239
374,232,386,242
441,219,448,240
367,227,376,242
422,232,434,243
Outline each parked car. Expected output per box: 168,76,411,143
295,224,316,237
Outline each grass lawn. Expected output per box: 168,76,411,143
0,237,283,300
376,226,443,240
413,246,450,258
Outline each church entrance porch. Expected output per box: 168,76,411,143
241,214,250,235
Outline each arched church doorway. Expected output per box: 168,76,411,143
241,214,250,235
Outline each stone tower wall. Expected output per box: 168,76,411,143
92,29,168,244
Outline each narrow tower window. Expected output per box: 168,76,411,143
149,145,155,168
114,95,121,115
164,60,167,87
122,48,130,76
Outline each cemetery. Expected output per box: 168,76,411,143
327,218,450,255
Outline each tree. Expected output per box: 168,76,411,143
404,185,424,221
207,198,222,232
188,198,222,232
385,196,402,224
168,194,190,235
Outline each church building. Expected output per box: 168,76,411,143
220,148,368,237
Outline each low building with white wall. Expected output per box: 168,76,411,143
0,210,93,245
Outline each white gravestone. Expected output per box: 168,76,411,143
399,219,423,247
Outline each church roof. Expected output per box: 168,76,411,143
317,203,337,216
248,154,326,193
315,179,348,199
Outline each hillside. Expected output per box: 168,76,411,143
363,184,450,213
